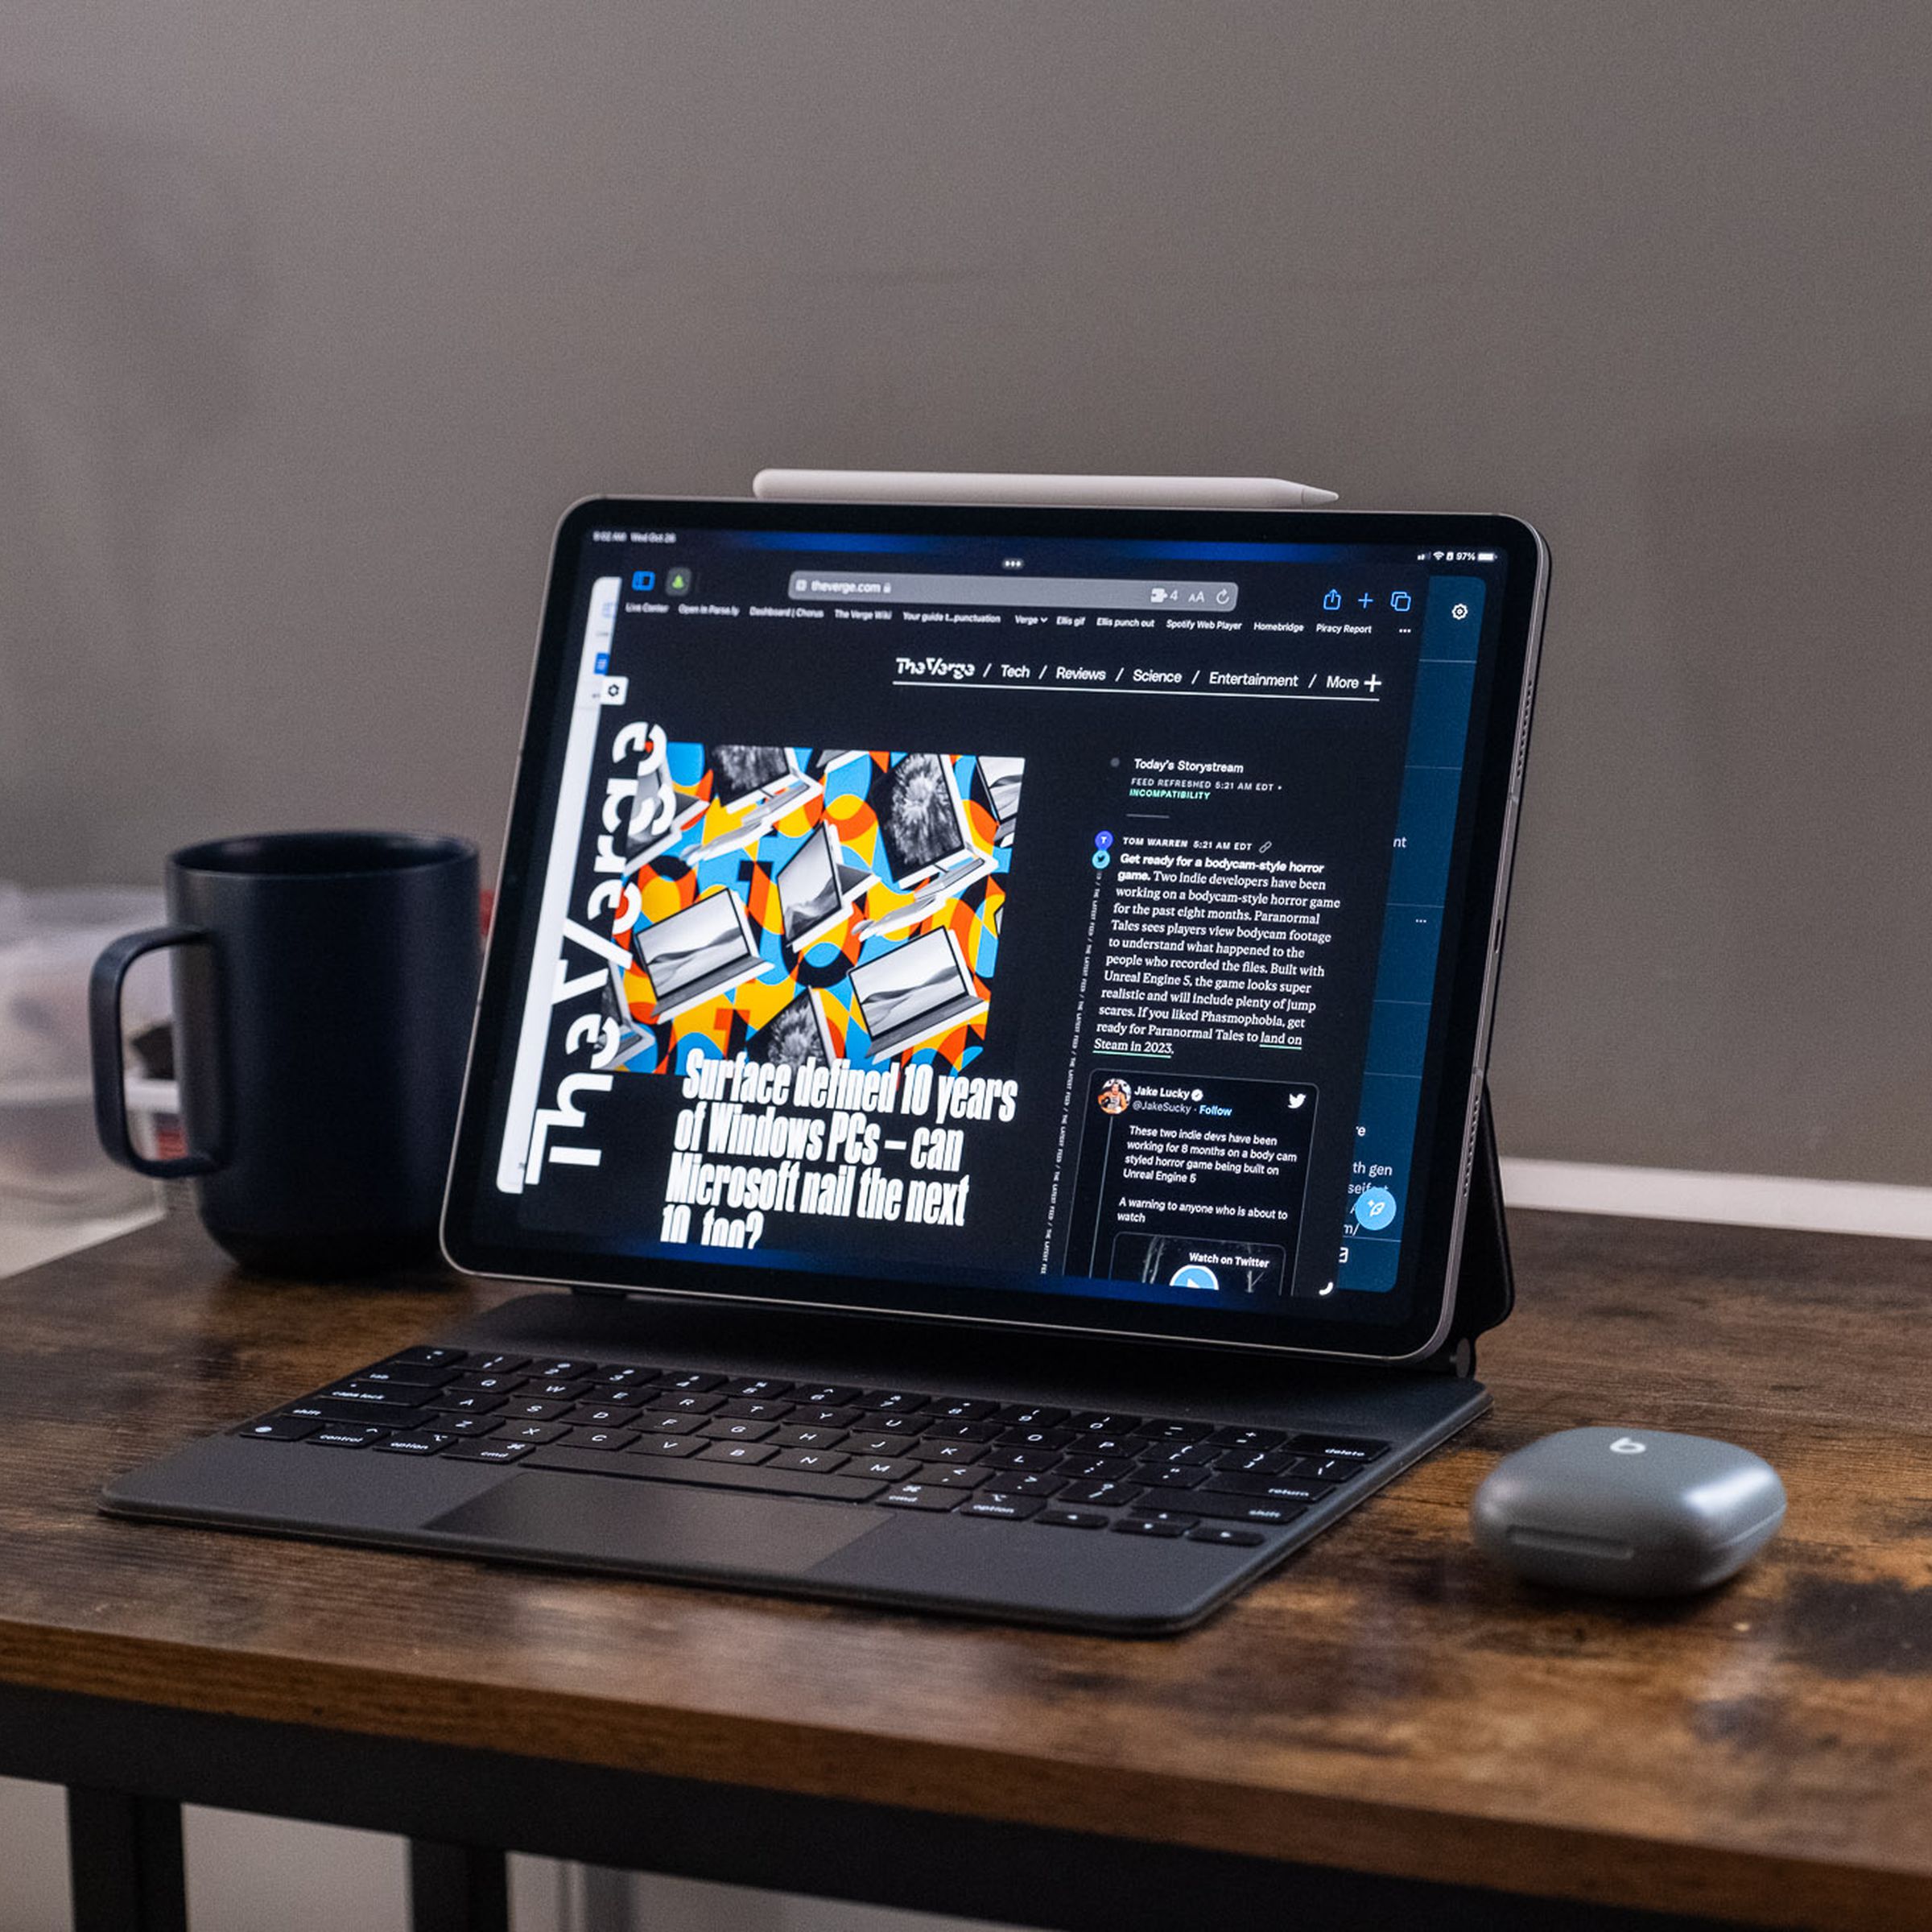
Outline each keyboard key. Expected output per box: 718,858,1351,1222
1121,1509,1197,1530
721,1377,791,1399
471,1354,529,1375
790,1406,861,1430
860,1390,931,1414
1134,1442,1220,1468
448,1373,526,1395
771,1449,848,1474
388,1347,467,1368
1113,1516,1187,1538
427,1392,505,1416
1207,1426,1285,1450
658,1371,724,1393
700,1441,778,1467
959,1494,1042,1521
652,1392,726,1414
997,1427,1075,1451
921,1420,999,1443
634,1412,708,1435
505,1400,571,1422
592,1364,656,1387
533,1360,601,1379
440,1416,502,1438
794,1385,863,1406
704,1418,777,1443
568,1428,638,1451
445,1439,534,1464
310,1425,385,1448
1206,1474,1335,1505
237,1417,317,1441
1311,1458,1369,1484
1137,1419,1213,1443
568,1405,642,1428
1068,1412,1143,1435
1182,1492,1308,1527
849,1457,919,1482
848,1433,919,1459
922,1397,999,1421
286,1397,427,1428
527,1380,592,1402
378,1432,456,1456
1055,1455,1133,1482
1189,1525,1265,1546
913,1463,989,1488
880,1484,963,1512
501,1422,568,1444
1036,1508,1108,1530
1286,1434,1389,1464
1001,1472,1067,1499
631,1435,708,1459
923,1439,985,1463
716,1398,794,1422
1214,1448,1302,1476
320,1381,432,1410
353,1361,461,1389
995,1405,1069,1429
1060,1480,1146,1509
772,1425,847,1450
1142,1467,1209,1491
985,1447,1065,1474
1074,1433,1139,1459
528,1446,890,1502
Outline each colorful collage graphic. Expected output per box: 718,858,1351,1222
600,740,1022,1077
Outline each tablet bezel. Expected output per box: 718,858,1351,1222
444,497,1546,1364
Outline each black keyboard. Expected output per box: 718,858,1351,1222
238,1345,1390,1549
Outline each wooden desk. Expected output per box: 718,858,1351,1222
2,1203,1929,1932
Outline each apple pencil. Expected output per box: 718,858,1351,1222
752,470,1339,510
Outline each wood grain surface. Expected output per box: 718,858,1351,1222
2,1200,1929,1930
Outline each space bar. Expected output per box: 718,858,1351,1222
523,1445,887,1503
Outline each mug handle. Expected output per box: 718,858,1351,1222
89,926,224,1179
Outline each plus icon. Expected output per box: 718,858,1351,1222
1356,592,1376,608
1365,673,1383,692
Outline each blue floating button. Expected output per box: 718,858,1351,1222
1353,1186,1398,1231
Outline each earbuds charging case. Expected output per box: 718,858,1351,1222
1471,1426,1786,1597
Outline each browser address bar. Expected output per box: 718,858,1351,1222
786,571,1240,613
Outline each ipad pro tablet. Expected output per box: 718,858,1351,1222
444,497,1546,1364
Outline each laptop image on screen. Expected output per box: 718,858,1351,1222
874,753,988,891
747,988,836,1067
687,745,824,865
99,493,1546,1637
630,890,768,1021
622,758,708,870
848,928,989,1060
971,754,1024,846
773,822,873,949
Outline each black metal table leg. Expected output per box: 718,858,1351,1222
67,1787,189,1932
409,1838,510,1932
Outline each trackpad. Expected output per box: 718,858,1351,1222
427,1472,878,1576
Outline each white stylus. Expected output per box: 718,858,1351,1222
752,470,1339,510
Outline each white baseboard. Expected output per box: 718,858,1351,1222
1500,1158,1932,1240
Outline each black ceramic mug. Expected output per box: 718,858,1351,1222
89,832,480,1276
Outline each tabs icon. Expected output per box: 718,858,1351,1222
1322,588,1342,610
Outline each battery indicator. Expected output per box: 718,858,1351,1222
1477,551,1497,561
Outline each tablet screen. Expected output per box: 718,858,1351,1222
447,500,1543,1360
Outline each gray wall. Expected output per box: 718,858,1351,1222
5,2,1928,1183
